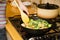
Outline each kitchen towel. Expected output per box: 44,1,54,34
0,1,6,29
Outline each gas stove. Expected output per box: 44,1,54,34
8,15,60,40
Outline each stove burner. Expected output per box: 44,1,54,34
8,15,60,40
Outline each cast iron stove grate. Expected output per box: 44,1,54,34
8,15,60,40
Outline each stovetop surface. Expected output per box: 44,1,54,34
8,15,60,40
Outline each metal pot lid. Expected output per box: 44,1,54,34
38,3,59,9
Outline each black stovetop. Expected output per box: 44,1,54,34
8,15,60,40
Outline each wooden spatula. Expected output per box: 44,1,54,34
13,0,29,24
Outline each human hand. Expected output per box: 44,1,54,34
16,0,29,15
7,0,29,15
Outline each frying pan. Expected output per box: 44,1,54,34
20,15,56,36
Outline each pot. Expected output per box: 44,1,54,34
37,3,59,19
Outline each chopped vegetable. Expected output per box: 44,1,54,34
22,19,52,29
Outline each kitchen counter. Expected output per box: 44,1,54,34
6,2,23,40
6,19,23,40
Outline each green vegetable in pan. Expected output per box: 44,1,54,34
22,19,52,29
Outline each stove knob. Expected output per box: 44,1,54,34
50,35,56,40
44,35,51,40
57,35,60,40
36,37,40,40
29,38,35,40
29,37,42,40
39,37,42,39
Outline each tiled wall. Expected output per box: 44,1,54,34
42,0,60,6
22,0,41,4
22,0,60,6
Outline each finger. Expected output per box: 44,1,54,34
7,0,13,3
8,0,13,1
